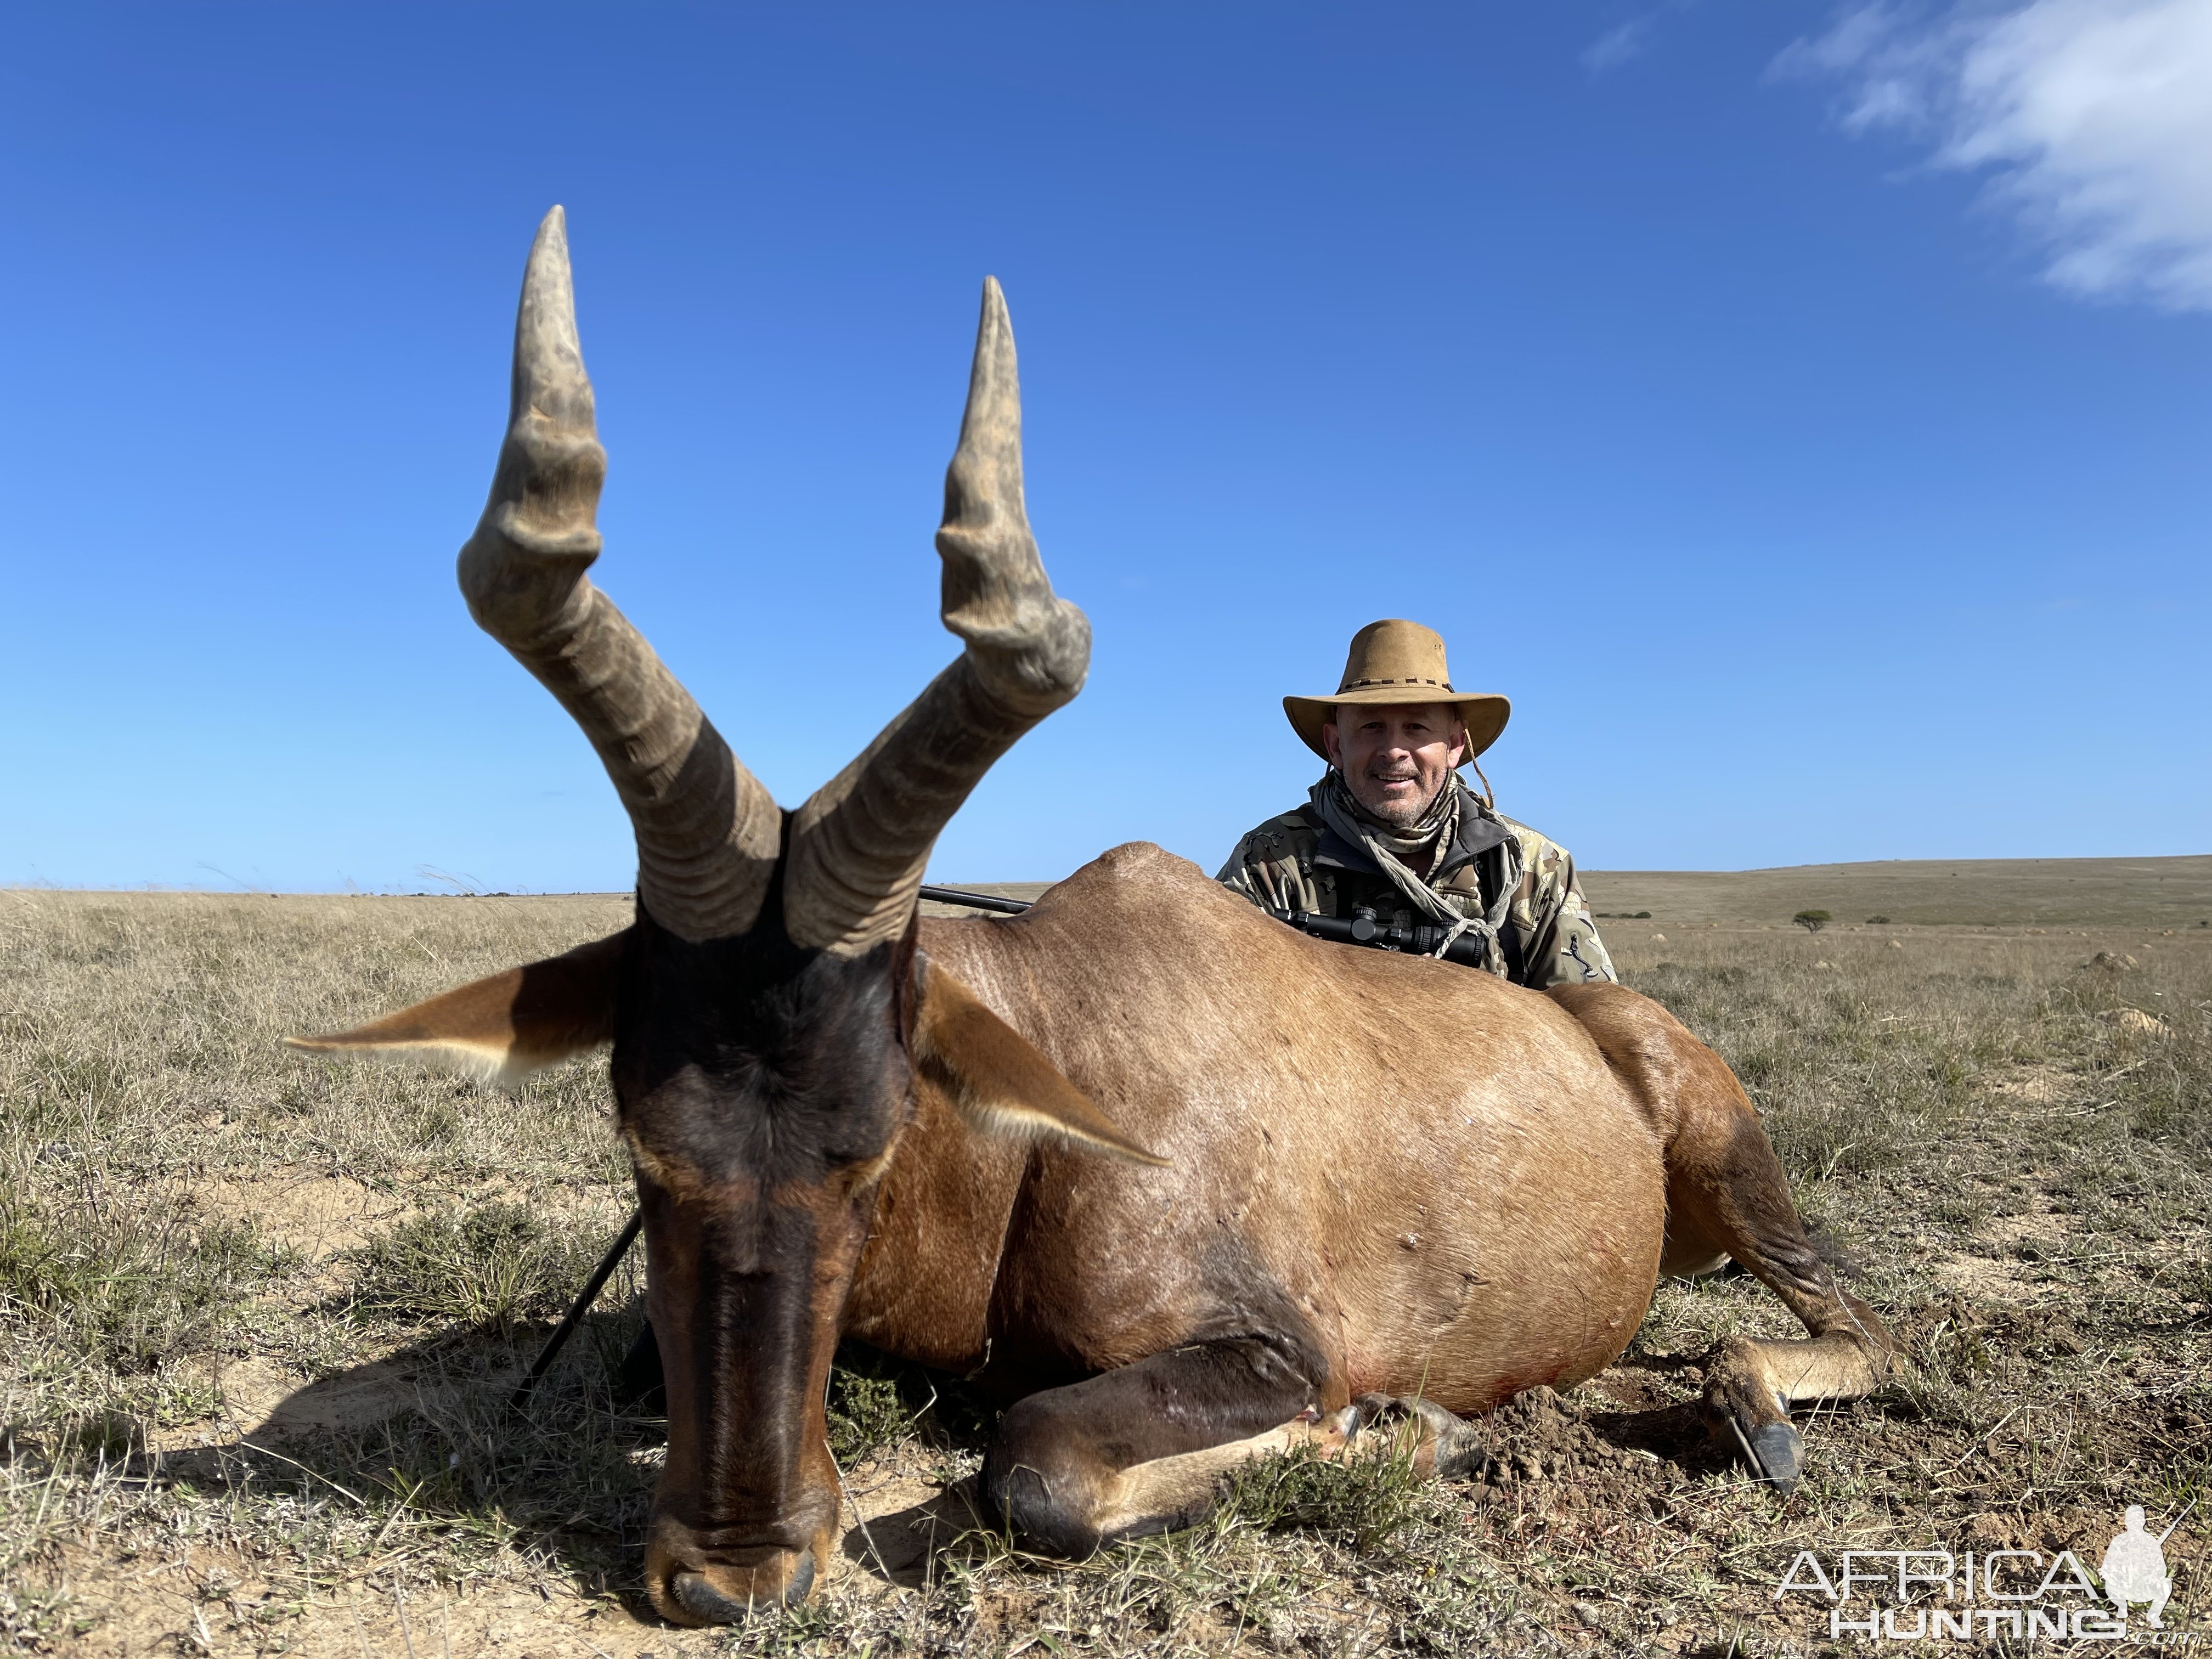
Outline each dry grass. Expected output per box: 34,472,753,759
1581,852,2212,928
2,884,2209,1656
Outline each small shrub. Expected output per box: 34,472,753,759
1793,910,1832,934
1220,1435,1426,1553
1867,915,1892,924
346,1203,611,1337
825,1370,908,1465
0,1192,294,1373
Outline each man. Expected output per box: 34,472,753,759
1218,618,1615,990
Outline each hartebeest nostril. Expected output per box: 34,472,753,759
670,1572,750,1625
664,1549,817,1625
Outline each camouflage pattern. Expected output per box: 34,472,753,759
1217,788,1616,990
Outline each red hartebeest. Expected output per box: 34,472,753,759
290,210,1892,1627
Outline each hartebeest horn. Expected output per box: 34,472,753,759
458,207,781,942
782,279,1090,956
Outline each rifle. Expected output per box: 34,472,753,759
514,881,1482,1412
922,885,1492,966
1261,905,1491,967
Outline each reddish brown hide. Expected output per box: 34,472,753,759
872,844,1889,1541
297,843,1891,1617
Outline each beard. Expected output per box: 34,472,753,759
1352,769,1443,829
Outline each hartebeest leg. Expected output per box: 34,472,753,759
977,1339,1495,1557
1553,985,1894,1491
979,1334,1334,1557
1666,1103,1893,1488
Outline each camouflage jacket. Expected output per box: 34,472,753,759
1216,786,1617,990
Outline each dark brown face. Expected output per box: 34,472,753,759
612,900,915,1623
416,215,1088,1622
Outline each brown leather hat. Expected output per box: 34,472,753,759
1283,619,1511,763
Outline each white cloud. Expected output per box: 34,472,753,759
1779,0,2212,310
1584,17,1656,74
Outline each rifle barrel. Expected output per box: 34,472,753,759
510,1209,643,1412
918,885,1035,916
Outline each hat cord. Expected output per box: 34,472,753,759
1467,755,1497,811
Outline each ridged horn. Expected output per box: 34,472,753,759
782,279,1090,956
457,207,781,942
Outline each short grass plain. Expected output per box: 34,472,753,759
2,857,2208,1656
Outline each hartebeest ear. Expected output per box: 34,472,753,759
910,954,1167,1166
283,929,628,1082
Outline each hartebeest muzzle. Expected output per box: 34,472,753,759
614,919,914,1618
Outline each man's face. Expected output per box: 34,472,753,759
1321,702,1467,828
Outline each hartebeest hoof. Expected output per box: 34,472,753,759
1708,1406,1805,1492
1701,1334,1819,1492
1702,1383,1807,1492
1748,1422,1804,1491
1348,1393,1487,1480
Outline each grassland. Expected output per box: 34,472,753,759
3,863,2209,1657
940,854,2212,929
1581,852,2212,929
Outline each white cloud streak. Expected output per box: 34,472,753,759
1779,0,2212,310
1584,17,1656,74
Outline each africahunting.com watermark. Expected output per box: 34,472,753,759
1775,1506,2188,1643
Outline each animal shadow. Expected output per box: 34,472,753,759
155,1302,668,1617
1576,1352,1750,1483
839,1478,998,1588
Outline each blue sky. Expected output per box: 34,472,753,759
3,2,2205,891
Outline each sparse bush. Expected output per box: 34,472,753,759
1792,909,1831,933
1219,1434,1427,1553
345,1203,613,1337
0,1191,294,1373
1867,915,1891,924
826,1370,909,1465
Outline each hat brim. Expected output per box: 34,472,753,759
1284,687,1511,764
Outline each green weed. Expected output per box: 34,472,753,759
1220,1435,1429,1554
345,1203,614,1337
0,1190,294,1373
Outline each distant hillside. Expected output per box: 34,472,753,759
1580,855,2212,929
924,856,2212,929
